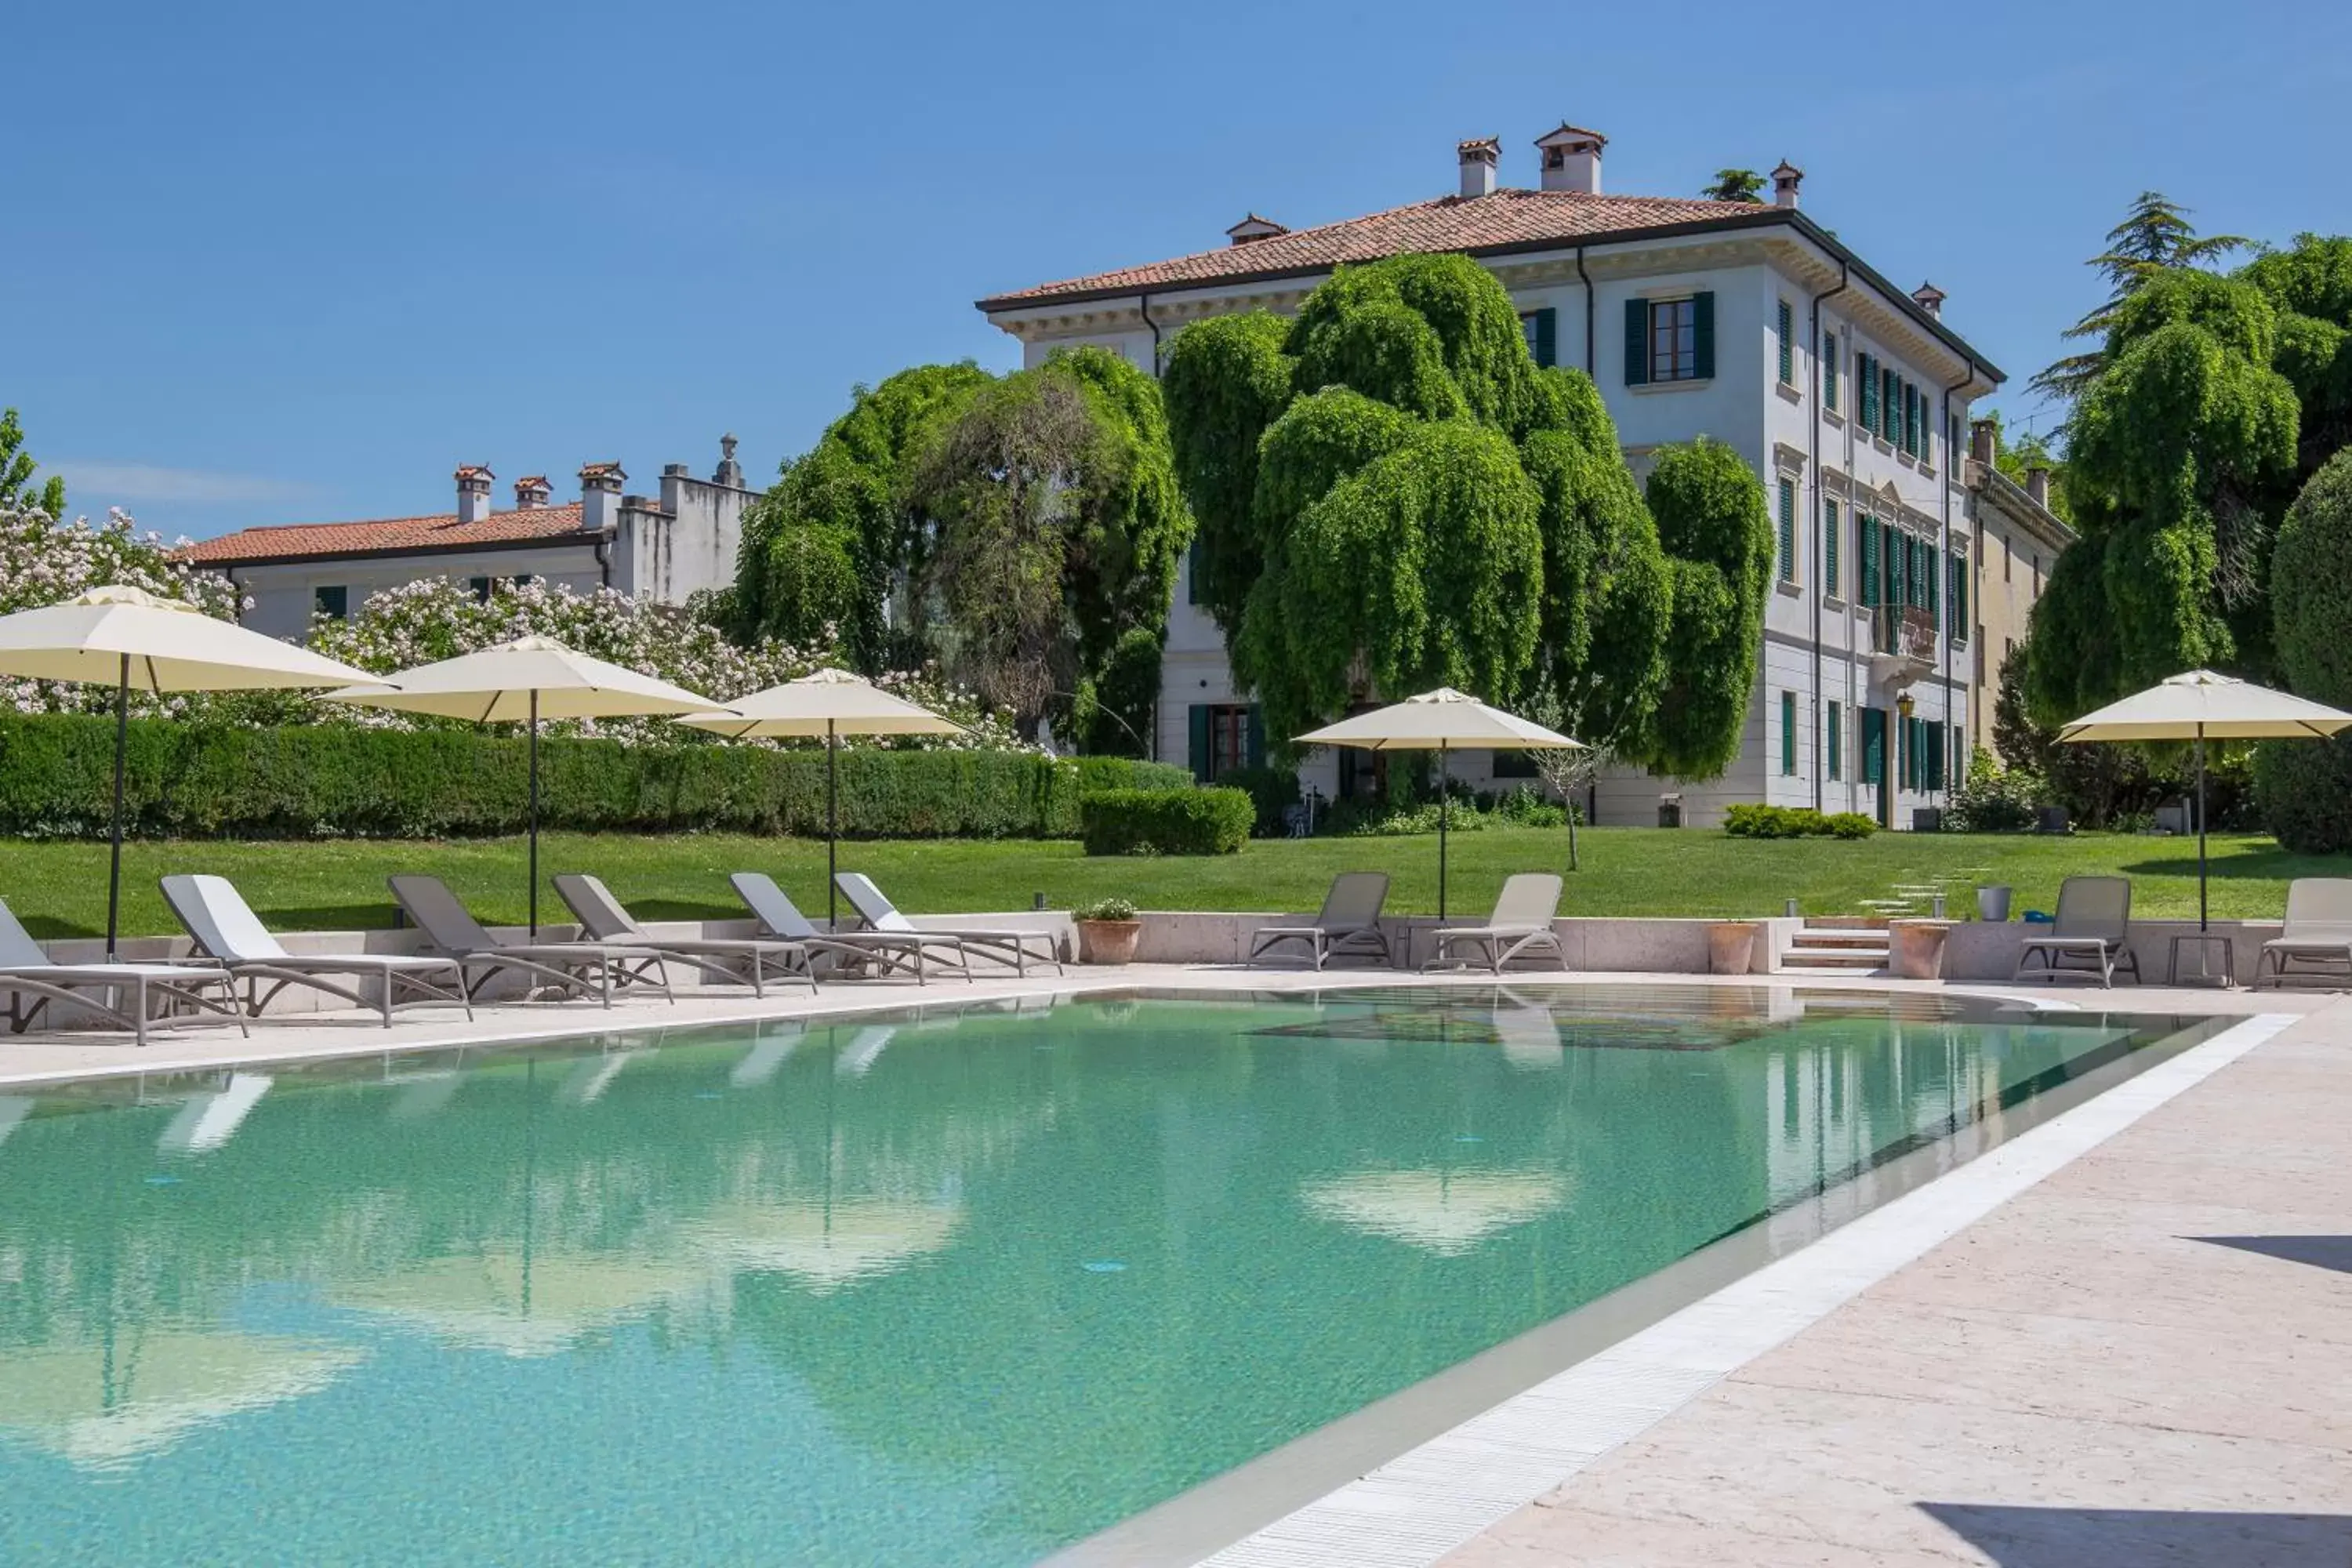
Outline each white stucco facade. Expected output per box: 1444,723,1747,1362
985,167,2005,829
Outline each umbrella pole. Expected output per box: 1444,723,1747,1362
105,653,129,960
528,690,540,937
826,720,839,931
2196,723,2208,933
1438,742,1450,922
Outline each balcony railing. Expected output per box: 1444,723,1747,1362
1869,604,1940,664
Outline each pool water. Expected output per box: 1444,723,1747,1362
0,984,2209,1564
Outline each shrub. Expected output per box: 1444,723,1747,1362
1080,788,1253,855
1073,756,1192,795
1824,811,1878,840
1494,785,1569,829
1723,804,1875,840
1073,896,1138,921
2259,451,2352,850
2255,735,2352,852
1218,764,1301,836
1945,748,2043,833
0,713,1186,841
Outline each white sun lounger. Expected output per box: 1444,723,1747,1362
0,896,246,1047
554,873,815,997
388,875,673,1008
2256,877,2352,989
1248,873,1392,969
833,873,1065,977
1423,873,1567,974
162,873,471,1025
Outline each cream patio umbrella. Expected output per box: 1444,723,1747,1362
1296,688,1581,918
321,637,721,933
677,668,963,927
2059,669,2352,929
0,586,377,956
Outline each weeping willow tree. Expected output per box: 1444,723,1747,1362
1162,252,1759,775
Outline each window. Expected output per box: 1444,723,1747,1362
2032,553,2042,594
1777,478,1797,584
1823,498,1841,597
313,585,349,621
1950,412,1962,458
1624,294,1711,384
1780,691,1798,776
2002,539,2012,583
1777,299,1795,386
1882,366,1900,443
468,575,494,602
1188,703,1262,782
1822,332,1840,410
1519,308,1558,368
1860,514,1882,605
1904,382,1922,458
1492,749,1540,779
1975,639,1986,685
1827,700,1842,782
1948,550,1967,638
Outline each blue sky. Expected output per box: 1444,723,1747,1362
13,0,2347,541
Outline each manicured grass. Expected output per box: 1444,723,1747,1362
4,826,2338,940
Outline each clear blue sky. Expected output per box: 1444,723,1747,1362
13,0,2346,541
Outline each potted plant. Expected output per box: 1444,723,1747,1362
1073,897,1143,965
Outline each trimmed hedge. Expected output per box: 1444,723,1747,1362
0,713,1194,840
1722,804,1877,840
1080,787,1254,855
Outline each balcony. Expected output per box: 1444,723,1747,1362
1867,604,1939,689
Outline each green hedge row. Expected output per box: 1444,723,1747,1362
0,714,1194,840
1080,787,1254,855
1722,804,1877,840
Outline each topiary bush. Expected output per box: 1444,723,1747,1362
1079,788,1254,855
2258,448,2352,850
1723,804,1875,840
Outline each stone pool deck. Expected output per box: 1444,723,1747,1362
4,965,2343,1567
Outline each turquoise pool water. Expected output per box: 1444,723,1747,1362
0,984,2209,1564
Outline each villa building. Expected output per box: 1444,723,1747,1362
1960,421,2074,755
183,437,755,641
978,127,2018,828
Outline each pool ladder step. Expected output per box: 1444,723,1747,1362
1784,926,1892,971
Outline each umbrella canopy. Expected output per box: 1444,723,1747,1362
0,586,379,955
324,636,722,931
2060,670,2352,935
678,668,963,924
1296,688,1581,919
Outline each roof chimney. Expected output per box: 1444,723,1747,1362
713,433,745,488
579,460,626,532
1225,212,1289,247
1912,281,1947,318
2024,464,2051,508
1534,123,1605,194
455,464,494,525
1969,419,1996,468
1457,137,1499,198
513,474,551,509
1771,159,1803,209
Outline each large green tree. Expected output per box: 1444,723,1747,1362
2024,225,2350,726
1163,253,1758,774
2255,448,2352,850
2031,192,2249,405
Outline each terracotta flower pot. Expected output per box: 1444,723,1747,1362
1889,920,1951,980
1076,919,1142,966
1707,921,1759,976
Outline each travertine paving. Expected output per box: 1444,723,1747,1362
1441,1001,2352,1568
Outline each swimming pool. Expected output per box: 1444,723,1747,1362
0,984,2216,1564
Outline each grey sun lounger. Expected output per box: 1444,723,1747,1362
1248,873,1392,969
554,873,816,998
2014,874,2141,987
1,895,246,1047
833,873,1066,977
388,875,674,1007
1423,873,1567,974
730,873,964,983
2256,877,2352,989
162,873,471,1026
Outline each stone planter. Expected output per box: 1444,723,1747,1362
1889,920,1952,980
1976,884,2013,923
1076,920,1142,966
1707,921,1759,976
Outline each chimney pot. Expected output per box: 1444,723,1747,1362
1457,136,1499,199
513,474,550,509
1224,212,1289,247
1969,419,1997,468
579,461,626,532
1770,159,1803,209
1534,123,1605,194
2024,465,2051,507
714,432,745,488
455,464,494,525
1911,281,1947,318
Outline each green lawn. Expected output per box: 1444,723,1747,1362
4,826,2337,940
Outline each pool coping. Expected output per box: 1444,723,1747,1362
1037,1007,2299,1568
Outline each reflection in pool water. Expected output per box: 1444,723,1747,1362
0,985,2198,1564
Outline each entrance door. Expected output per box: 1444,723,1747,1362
1861,708,1891,827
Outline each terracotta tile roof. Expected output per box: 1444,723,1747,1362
978,187,1767,309
181,502,593,565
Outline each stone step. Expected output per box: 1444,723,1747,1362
1781,949,1889,971
1791,931,1892,951
1806,915,1891,930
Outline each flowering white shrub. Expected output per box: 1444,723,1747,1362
0,504,249,717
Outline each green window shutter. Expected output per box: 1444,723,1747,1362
1777,479,1796,583
1623,298,1650,385
1245,705,1265,769
1828,701,1842,782
1781,691,1797,776
1532,307,1558,368
1926,539,1940,626
1863,710,1884,784
1187,705,1212,782
1860,515,1879,605
1777,299,1793,384
1824,333,1839,410
1907,383,1922,456
1823,499,1840,597
1950,550,1967,629
1884,368,1900,442
1692,292,1715,379
1859,354,1876,429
